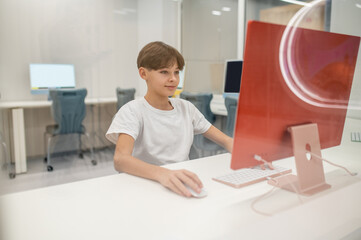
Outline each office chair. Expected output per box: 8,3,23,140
116,87,136,111
44,89,96,172
224,96,238,137
0,132,15,179
180,92,224,158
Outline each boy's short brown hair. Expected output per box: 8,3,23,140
137,41,185,70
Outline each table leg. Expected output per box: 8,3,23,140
12,108,27,173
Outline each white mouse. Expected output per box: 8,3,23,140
185,185,208,198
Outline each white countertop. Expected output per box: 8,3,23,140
1,118,360,240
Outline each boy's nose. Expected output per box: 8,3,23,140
169,73,177,81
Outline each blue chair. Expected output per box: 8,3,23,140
44,89,96,172
180,92,224,158
116,87,136,110
224,96,238,137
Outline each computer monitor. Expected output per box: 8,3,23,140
29,63,76,95
223,60,243,98
231,21,360,170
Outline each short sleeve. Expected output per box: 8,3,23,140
105,103,141,144
190,103,212,135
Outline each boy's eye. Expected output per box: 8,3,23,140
175,71,180,75
160,71,168,74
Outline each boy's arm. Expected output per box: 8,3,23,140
114,133,203,197
203,126,274,169
202,125,233,152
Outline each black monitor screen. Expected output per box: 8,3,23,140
224,60,243,93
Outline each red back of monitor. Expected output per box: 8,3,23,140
231,21,360,170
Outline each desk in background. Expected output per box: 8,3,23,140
210,94,227,116
0,97,117,174
1,118,360,239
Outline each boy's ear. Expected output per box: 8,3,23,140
138,67,148,80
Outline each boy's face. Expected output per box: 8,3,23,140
139,63,180,98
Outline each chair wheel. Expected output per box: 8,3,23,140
79,153,84,159
47,165,53,172
91,160,97,166
9,173,16,179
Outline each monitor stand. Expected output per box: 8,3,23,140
268,123,331,196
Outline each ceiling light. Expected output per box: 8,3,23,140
212,10,222,16
222,7,231,12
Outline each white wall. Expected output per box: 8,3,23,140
330,0,361,119
182,0,238,93
0,0,180,101
137,0,181,96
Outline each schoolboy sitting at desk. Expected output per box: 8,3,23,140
106,41,233,197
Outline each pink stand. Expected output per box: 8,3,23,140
268,123,331,196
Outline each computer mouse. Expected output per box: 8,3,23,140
185,185,208,198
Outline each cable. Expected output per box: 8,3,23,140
306,151,357,176
254,154,274,169
250,151,357,216
250,155,303,216
250,184,277,217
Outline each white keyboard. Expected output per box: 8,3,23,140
351,132,361,142
212,165,292,188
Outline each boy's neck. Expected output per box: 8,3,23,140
144,94,173,110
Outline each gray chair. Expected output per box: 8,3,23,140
224,96,238,137
180,92,216,124
116,87,136,110
180,92,224,158
44,89,96,172
0,132,15,179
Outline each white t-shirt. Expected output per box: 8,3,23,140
106,97,211,165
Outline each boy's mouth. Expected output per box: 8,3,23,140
165,86,177,90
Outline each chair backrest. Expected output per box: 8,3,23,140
49,89,87,134
116,87,136,110
180,91,215,124
225,96,238,137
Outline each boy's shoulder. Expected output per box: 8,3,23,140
118,97,144,113
170,97,189,104
171,98,201,113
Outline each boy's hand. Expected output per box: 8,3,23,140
157,168,203,197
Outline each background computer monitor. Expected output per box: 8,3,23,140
231,21,360,170
30,63,76,95
173,65,186,97
223,59,243,98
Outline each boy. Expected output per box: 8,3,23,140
106,41,233,197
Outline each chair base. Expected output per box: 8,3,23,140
44,132,97,172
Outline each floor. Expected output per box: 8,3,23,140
0,145,224,196
0,148,117,196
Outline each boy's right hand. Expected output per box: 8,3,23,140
156,168,203,197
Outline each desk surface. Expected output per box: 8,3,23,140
0,97,117,109
1,118,360,240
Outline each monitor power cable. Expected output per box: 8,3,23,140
250,153,357,217
306,151,357,177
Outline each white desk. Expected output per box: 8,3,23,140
0,97,117,174
1,118,360,240
0,97,117,109
210,94,227,116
